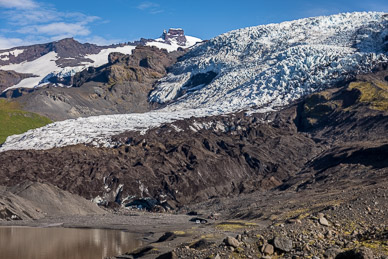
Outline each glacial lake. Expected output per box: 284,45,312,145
0,226,143,259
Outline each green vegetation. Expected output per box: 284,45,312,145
302,80,388,128
0,99,52,144
349,81,388,111
215,221,258,231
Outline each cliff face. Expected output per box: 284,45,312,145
161,28,188,46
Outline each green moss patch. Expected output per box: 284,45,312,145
0,99,52,144
348,81,388,111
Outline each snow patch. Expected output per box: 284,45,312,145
10,49,24,57
1,52,60,91
0,56,9,61
83,45,136,67
146,35,202,52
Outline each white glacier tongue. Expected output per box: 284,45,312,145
150,12,388,112
0,108,221,151
1,12,387,152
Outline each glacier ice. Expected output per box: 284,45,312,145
150,12,388,113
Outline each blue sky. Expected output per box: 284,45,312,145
0,0,387,49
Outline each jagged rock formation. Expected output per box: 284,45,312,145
161,28,188,46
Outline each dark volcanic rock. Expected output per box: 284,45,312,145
0,110,319,206
0,70,36,92
155,251,178,259
157,232,177,243
189,239,215,250
335,247,374,259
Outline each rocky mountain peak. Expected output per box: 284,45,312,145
161,28,187,46
50,38,102,61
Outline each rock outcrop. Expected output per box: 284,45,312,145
2,46,186,121
161,28,187,46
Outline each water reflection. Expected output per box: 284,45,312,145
0,227,142,259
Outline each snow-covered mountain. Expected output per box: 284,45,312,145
146,28,202,52
0,29,201,92
1,12,387,152
150,12,388,113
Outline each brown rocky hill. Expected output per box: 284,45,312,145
1,46,186,121
0,181,104,220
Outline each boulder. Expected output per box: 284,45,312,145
224,236,241,248
262,243,274,255
273,236,293,252
319,217,330,226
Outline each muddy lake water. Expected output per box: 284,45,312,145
0,226,143,259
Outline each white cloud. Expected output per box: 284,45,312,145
83,36,123,46
137,2,159,10
18,22,91,36
0,36,24,49
5,8,100,26
137,1,163,14
0,0,38,9
0,0,104,49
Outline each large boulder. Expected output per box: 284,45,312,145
273,236,293,252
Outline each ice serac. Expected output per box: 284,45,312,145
150,12,388,112
0,12,387,152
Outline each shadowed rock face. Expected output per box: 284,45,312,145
0,110,319,207
0,70,36,92
1,46,186,121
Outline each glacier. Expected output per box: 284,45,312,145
150,12,388,112
1,12,387,152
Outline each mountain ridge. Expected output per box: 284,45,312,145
0,29,201,93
